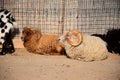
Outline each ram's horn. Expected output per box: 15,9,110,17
67,30,83,46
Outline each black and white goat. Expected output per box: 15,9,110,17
0,8,18,55
92,29,120,55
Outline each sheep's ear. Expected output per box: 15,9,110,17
33,30,41,40
37,33,40,40
26,31,32,36
27,28,33,36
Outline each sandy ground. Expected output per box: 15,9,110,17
0,48,120,80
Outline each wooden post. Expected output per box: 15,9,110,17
61,0,65,34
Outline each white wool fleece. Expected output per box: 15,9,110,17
63,34,108,61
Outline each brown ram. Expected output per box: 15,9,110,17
21,27,65,55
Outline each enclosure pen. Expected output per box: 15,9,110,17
0,0,120,48
0,1,120,80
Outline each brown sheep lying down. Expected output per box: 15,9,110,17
21,27,65,55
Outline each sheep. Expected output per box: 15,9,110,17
92,28,120,55
21,27,65,55
0,8,18,55
58,30,108,61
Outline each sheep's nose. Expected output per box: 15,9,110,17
21,37,23,40
21,37,24,41
57,38,61,42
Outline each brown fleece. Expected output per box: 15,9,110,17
21,27,64,55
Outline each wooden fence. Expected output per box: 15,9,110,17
0,0,120,37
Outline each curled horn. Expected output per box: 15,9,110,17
66,30,83,46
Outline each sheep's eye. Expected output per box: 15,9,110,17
27,32,31,36
22,31,24,33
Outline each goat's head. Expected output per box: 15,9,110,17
21,27,41,42
58,30,83,47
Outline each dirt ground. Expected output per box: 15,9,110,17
0,48,120,80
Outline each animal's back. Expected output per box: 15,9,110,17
36,34,63,54
82,34,108,61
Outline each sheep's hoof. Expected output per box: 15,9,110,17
0,52,6,55
0,49,15,55
9,50,15,54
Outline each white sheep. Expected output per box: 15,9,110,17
58,30,108,61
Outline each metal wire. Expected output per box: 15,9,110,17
0,0,120,38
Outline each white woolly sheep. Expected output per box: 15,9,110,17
58,30,108,61
21,27,65,55
0,8,17,55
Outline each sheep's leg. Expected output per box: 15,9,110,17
0,41,7,55
5,32,15,53
8,39,15,53
0,33,15,55
56,44,65,55
0,40,15,55
49,52,62,55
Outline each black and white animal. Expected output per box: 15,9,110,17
92,29,120,55
0,8,18,55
